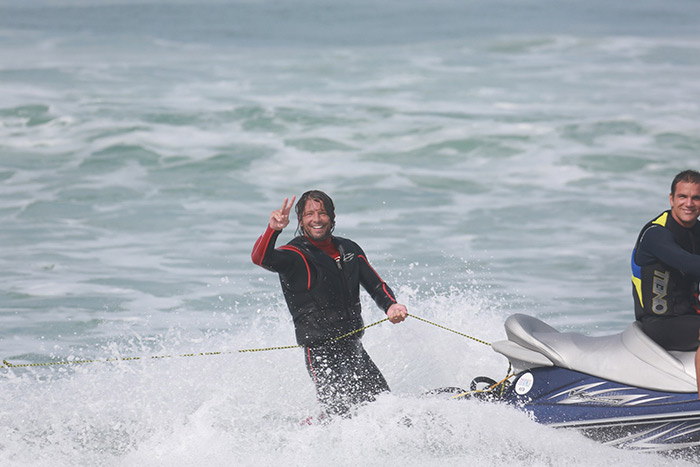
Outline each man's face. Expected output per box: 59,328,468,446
300,198,332,241
670,181,700,228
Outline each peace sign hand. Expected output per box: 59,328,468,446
269,196,296,231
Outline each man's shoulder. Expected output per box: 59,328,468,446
281,236,312,255
649,210,672,227
638,211,671,237
286,235,304,246
332,236,361,250
639,222,673,243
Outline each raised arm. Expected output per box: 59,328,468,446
252,196,298,271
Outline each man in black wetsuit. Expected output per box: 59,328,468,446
631,170,700,395
252,190,408,416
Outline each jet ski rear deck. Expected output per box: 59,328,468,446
475,314,700,453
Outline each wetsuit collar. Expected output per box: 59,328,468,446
306,236,339,259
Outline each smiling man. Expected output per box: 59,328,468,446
631,170,700,364
252,190,408,417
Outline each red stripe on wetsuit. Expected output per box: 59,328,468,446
359,254,397,303
251,225,277,266
251,226,314,290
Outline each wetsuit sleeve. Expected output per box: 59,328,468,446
356,247,398,312
636,225,700,277
251,226,299,275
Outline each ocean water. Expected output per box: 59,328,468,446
1,0,700,465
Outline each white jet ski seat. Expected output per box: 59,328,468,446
492,313,697,393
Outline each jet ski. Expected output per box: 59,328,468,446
474,313,700,453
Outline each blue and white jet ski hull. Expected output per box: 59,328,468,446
502,366,700,451
487,314,700,453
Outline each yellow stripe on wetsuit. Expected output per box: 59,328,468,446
632,212,669,307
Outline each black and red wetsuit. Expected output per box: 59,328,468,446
631,210,700,350
252,226,398,415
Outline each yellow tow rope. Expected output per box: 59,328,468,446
237,317,391,353
407,314,491,347
237,313,492,352
2,352,230,369
451,364,514,400
1,313,491,368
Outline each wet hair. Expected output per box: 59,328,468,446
671,170,700,195
295,190,336,236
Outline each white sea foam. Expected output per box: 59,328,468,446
1,295,695,467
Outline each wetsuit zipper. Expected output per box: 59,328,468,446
336,244,353,312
